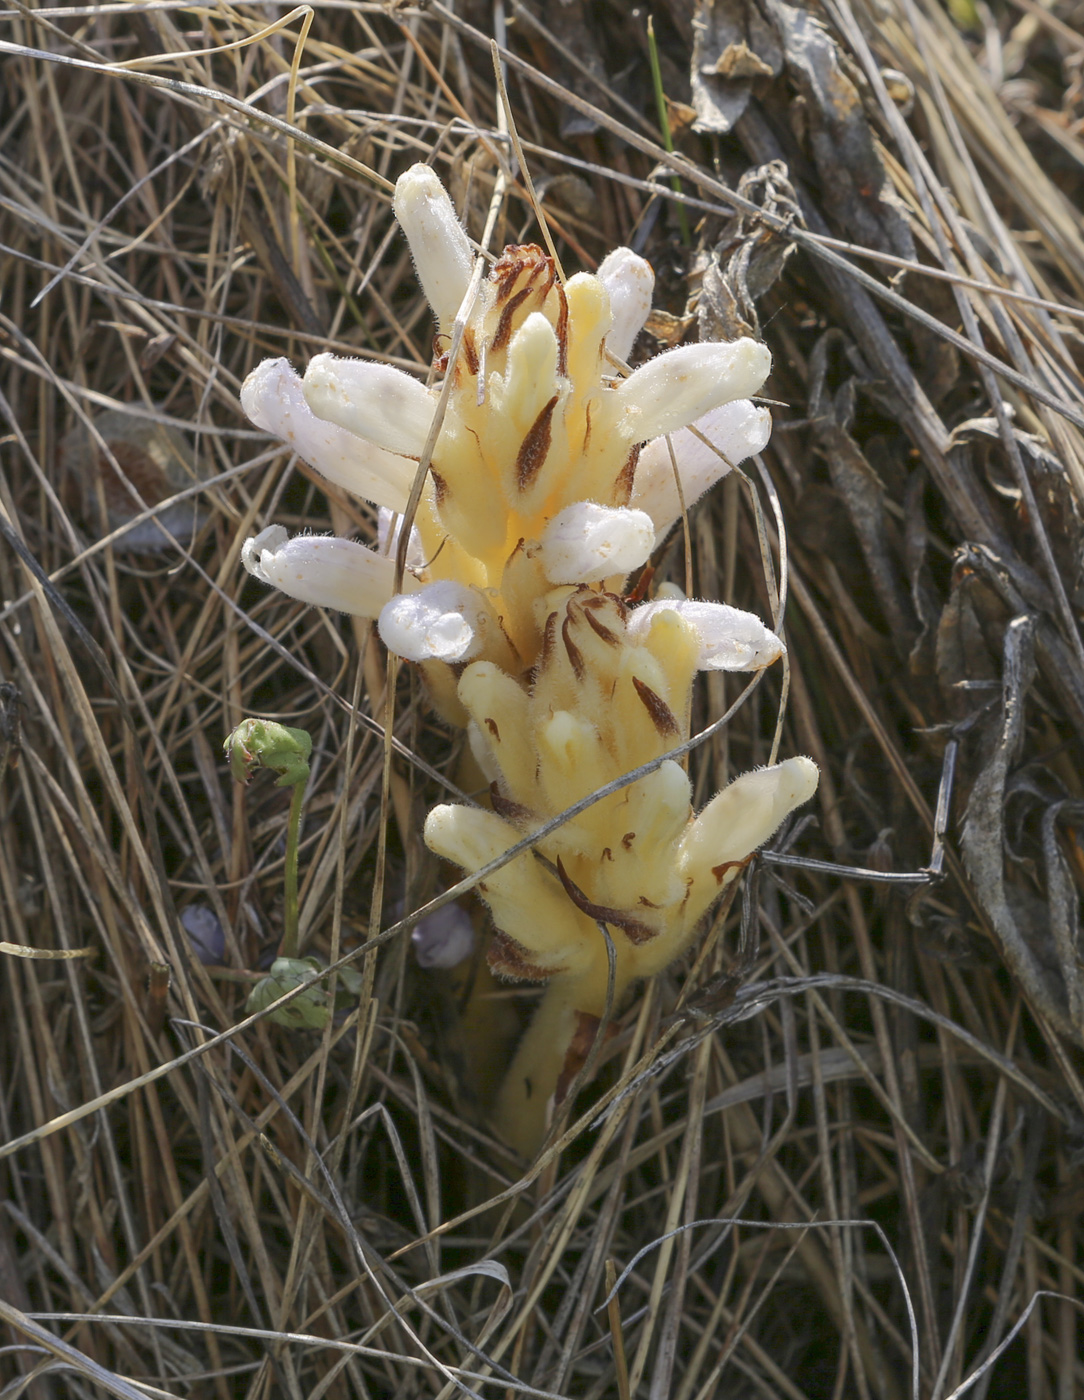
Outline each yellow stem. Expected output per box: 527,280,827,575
493,979,581,1157
492,958,631,1157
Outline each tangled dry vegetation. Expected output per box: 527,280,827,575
2,0,1084,1396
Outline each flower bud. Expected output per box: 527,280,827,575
539,502,655,584
679,757,818,915
224,717,312,788
241,358,415,511
242,524,400,617
628,599,785,671
378,579,489,662
303,354,435,458
596,247,654,363
615,339,771,443
393,164,474,332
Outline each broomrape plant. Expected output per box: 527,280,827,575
240,163,818,1153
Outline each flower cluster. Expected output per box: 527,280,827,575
240,164,817,1153
241,167,773,695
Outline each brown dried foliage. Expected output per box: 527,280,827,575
1,0,1084,1397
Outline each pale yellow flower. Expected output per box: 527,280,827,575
236,163,818,1154
424,589,817,1151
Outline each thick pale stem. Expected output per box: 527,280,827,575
493,980,581,1157
493,958,631,1156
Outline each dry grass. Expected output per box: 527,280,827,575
2,0,1084,1396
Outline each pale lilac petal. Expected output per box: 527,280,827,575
412,902,476,969
181,905,225,965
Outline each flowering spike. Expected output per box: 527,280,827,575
539,502,655,584
596,247,654,363
242,524,400,617
303,354,435,458
233,163,819,1155
615,339,772,443
241,358,415,511
393,164,474,332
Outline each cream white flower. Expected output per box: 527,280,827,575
303,354,436,458
378,579,491,662
538,502,655,584
627,598,785,671
241,358,415,512
614,339,771,443
424,804,595,977
632,400,773,538
393,164,474,333
241,524,404,617
596,247,654,363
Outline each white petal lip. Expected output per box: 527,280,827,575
632,400,773,535
628,599,785,671
378,579,487,662
539,502,655,583
303,354,436,459
242,525,400,618
597,247,654,363
615,339,771,443
241,357,415,512
393,164,474,331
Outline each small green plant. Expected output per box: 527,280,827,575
225,718,360,1028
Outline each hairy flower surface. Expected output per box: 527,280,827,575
241,525,408,616
424,588,816,1150
425,589,812,1001
235,163,819,1155
241,165,773,671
